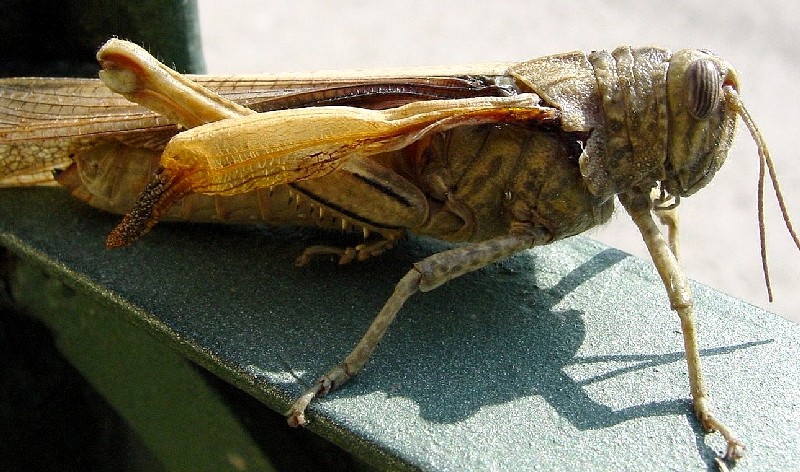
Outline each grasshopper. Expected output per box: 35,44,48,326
2,38,798,464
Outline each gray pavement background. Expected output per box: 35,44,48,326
195,0,799,323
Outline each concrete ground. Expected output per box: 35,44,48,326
196,0,799,323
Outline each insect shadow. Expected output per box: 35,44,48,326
298,239,767,463
163,221,767,454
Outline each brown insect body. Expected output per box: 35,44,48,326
5,64,613,249
52,121,608,246
3,39,792,465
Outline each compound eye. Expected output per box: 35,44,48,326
685,57,723,119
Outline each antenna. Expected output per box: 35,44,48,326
725,86,800,301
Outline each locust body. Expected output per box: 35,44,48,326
48,118,609,250
2,39,796,466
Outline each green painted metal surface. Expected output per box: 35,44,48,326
1,187,798,470
9,258,276,472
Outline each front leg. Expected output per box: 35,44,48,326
620,192,744,462
286,233,545,426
